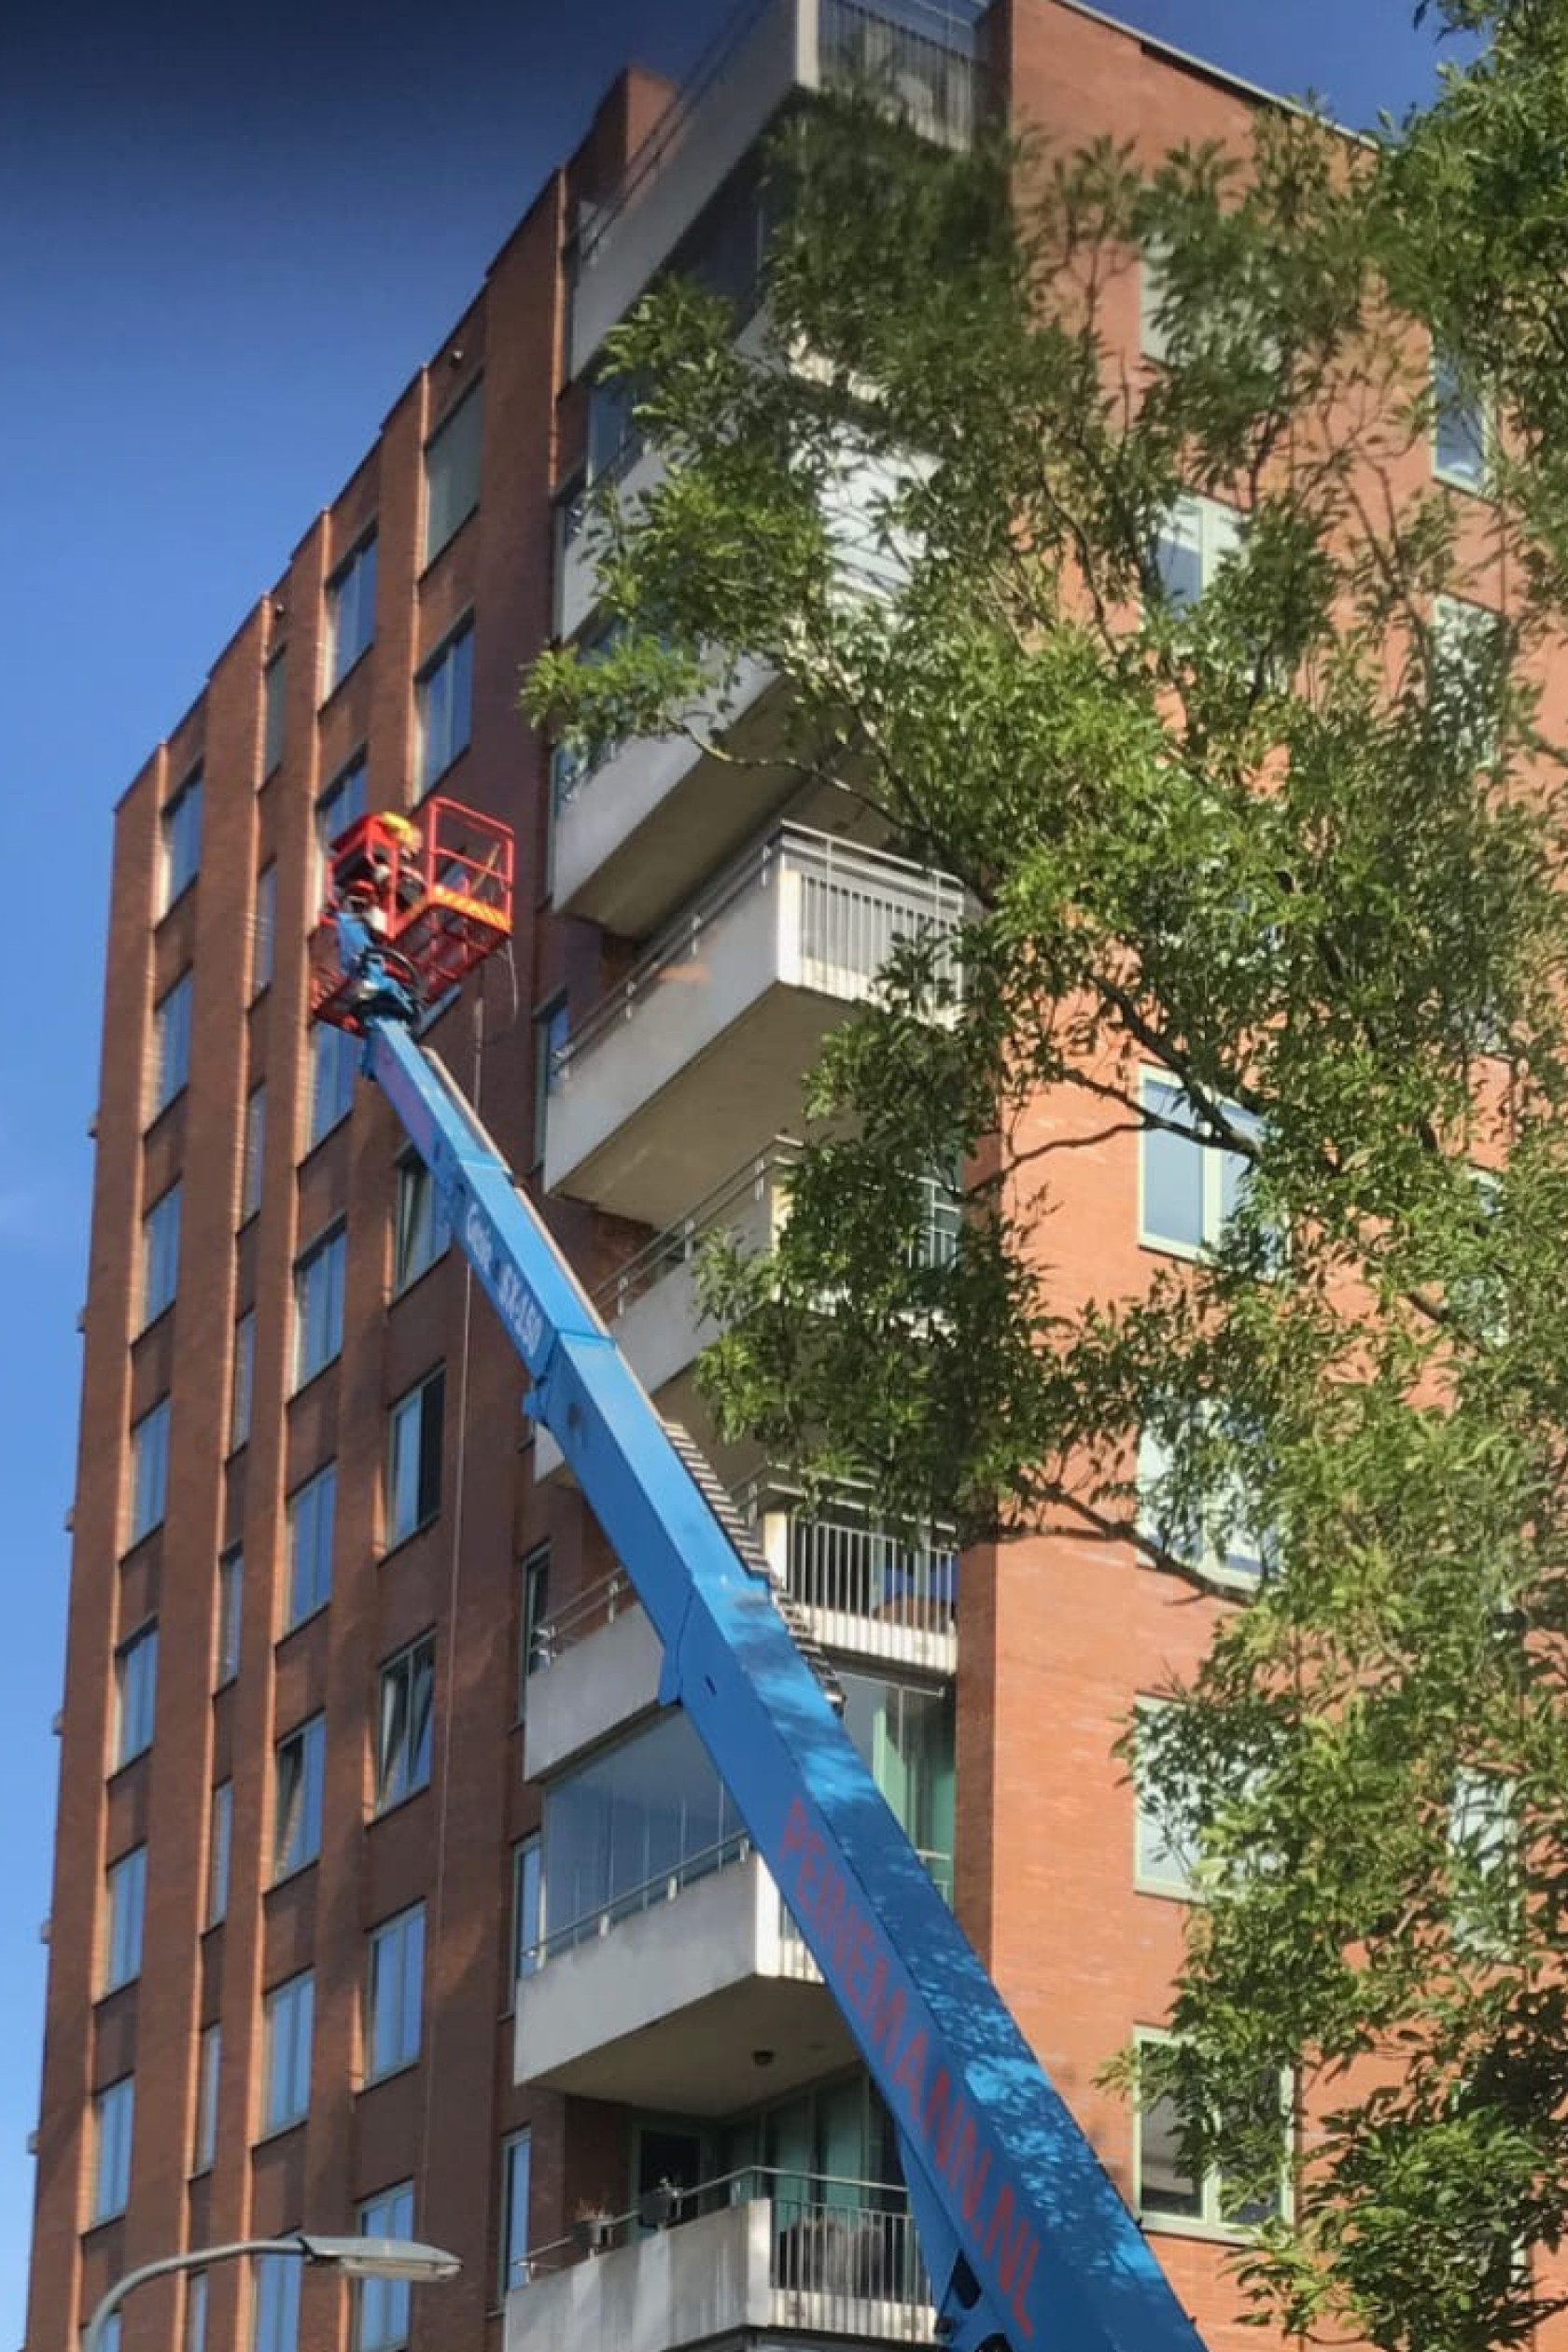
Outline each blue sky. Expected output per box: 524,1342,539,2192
0,0,1464,2335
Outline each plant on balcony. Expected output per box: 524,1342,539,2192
525,14,1568,2352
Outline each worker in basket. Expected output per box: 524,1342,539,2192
333,876,421,1027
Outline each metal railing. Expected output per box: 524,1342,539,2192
571,0,989,284
526,1564,635,1663
552,824,964,1083
594,1140,801,1322
525,1830,752,1965
785,1503,958,1635
514,2164,932,2315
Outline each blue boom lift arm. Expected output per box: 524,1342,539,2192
350,1000,1207,2352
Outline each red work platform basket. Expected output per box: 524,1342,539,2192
310,798,514,1033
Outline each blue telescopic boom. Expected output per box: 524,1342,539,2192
361,1012,1206,2352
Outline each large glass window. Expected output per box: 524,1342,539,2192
1134,2032,1290,2234
251,863,276,998
326,533,377,692
128,1397,171,1544
216,1550,244,1686
375,1634,434,1812
386,1368,443,1544
309,1020,358,1147
394,1155,450,1291
1133,1699,1197,1897
194,2023,220,2172
1137,1411,1269,1587
103,1845,147,1992
838,1671,955,1898
498,2131,531,2300
161,769,203,912
114,1624,158,1766
1139,1072,1258,1256
286,1463,336,1626
207,1780,231,1925
253,2250,301,2352
262,1970,315,2131
541,1711,749,1953
517,1544,551,1712
316,751,369,898
292,1225,345,1386
423,384,483,564
152,971,193,1114
1433,351,1489,492
274,1715,325,1878
242,1085,266,1218
262,653,287,777
511,1834,541,1986
140,1183,181,1325
365,1903,425,2079
91,2075,134,2220
1150,494,1242,611
230,1311,255,1451
415,619,473,794
357,2183,415,2352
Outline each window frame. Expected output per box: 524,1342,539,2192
385,1367,444,1547
516,1544,551,1715
207,1779,232,1925
193,2021,220,2174
1150,492,1243,613
103,1844,147,1994
1132,2027,1294,2241
393,1153,451,1294
364,1902,426,2083
128,1396,172,1547
315,749,369,902
251,862,277,999
230,1310,255,1453
511,1833,541,1994
291,1223,346,1390
285,1461,337,1629
139,1181,181,1328
1137,1070,1258,1261
1136,1411,1269,1590
307,1018,358,1149
498,2128,531,2301
261,1968,315,2135
253,2247,302,2352
160,768,203,915
113,1622,159,1767
374,1633,435,1814
216,1547,244,1687
273,1715,326,1881
414,614,475,797
242,1084,266,1221
1432,349,1491,495
1132,1698,1197,1899
325,530,378,695
151,969,194,1118
261,652,287,779
422,381,483,567
357,2182,416,2352
91,2074,135,2223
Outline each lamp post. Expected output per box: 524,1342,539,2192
82,2231,462,2352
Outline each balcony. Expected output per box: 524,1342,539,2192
514,1846,858,2110
542,825,963,1227
523,1494,957,1779
568,0,990,377
506,2174,933,2352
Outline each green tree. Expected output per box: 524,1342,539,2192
526,17,1568,2348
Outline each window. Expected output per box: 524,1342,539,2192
326,533,377,692
1140,237,1174,365
1433,593,1503,763
185,2272,208,2352
253,2249,302,2352
230,1312,255,1451
140,1183,181,1325
393,1155,450,1291
517,1544,551,1712
128,1397,170,1545
1151,494,1242,611
216,1549,243,1686
1450,1767,1517,1949
357,2183,415,2352
152,970,193,1114
1137,1414,1269,1587
161,769,203,913
242,1085,266,1218
274,1715,325,1878
512,1834,541,1987
586,369,645,487
1139,1072,1257,1256
292,1225,345,1387
839,1671,956,1894
542,1712,749,1949
316,749,368,896
365,1903,425,2079
103,1845,147,1992
308,1019,358,1147
262,1969,315,2132
114,1624,158,1766
386,1368,443,1544
194,2023,220,2172
498,2130,531,2299
1433,350,1489,492
251,863,276,998
262,653,287,777
1133,1701,1197,1897
375,1634,434,1812
91,2075,134,2220
1133,2032,1290,2235
423,383,483,564
532,994,567,1162
207,1780,231,1925
286,1463,336,1626
415,619,473,794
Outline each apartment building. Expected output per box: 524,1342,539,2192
23,8,1458,2352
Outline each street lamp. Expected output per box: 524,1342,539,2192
82,2230,462,2352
